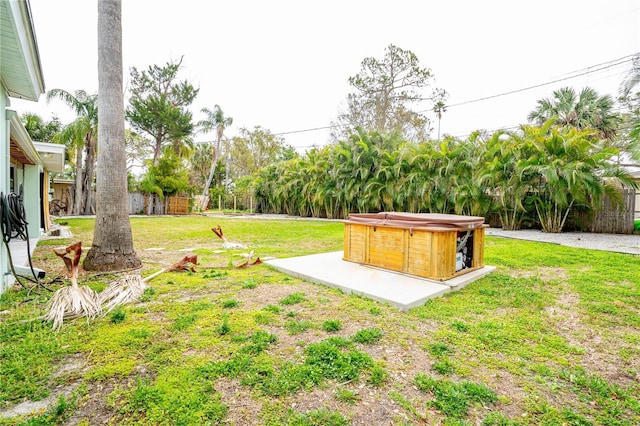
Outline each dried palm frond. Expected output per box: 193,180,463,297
141,254,198,283
212,225,247,249
99,274,147,314
98,254,198,314
44,285,100,331
236,250,262,269
45,242,101,331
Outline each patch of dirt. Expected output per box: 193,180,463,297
509,266,569,281
545,290,638,388
216,378,267,423
1,353,91,422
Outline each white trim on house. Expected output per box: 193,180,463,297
1,0,47,295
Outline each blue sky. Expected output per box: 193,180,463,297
10,0,640,152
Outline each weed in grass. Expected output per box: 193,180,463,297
304,339,373,381
451,320,469,332
285,320,313,335
428,342,453,357
389,390,421,420
242,330,278,355
110,306,126,324
171,313,198,331
216,317,231,335
334,388,359,405
280,292,306,305
432,359,455,375
482,412,520,425
285,310,297,318
352,327,383,344
242,278,258,289
221,299,239,308
254,311,277,325
128,376,160,412
139,287,156,302
415,373,497,418
368,365,389,386
322,320,343,332
128,328,151,340
264,406,349,426
203,270,228,279
557,367,639,422
263,304,282,314
324,336,354,348
262,363,322,396
191,301,214,311
369,306,382,315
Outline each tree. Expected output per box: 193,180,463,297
230,126,295,178
520,121,633,233
83,0,141,271
476,130,535,230
125,57,198,166
21,113,62,142
46,89,98,215
619,54,640,162
124,129,152,173
332,44,446,142
197,105,232,207
527,86,620,140
141,150,190,197
84,0,141,271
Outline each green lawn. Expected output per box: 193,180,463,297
1,215,639,425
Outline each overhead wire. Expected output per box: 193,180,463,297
268,53,639,144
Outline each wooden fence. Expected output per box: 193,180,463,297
574,188,636,234
128,193,189,215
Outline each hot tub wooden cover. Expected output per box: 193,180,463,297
345,212,486,230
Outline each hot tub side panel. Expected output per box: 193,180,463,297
343,222,486,281
344,222,368,264
367,225,405,272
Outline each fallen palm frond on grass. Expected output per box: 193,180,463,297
236,250,262,269
212,225,247,249
43,244,198,329
98,254,198,315
44,242,100,331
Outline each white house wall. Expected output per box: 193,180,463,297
1,84,10,293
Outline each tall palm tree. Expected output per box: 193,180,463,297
528,86,619,140
84,0,140,271
46,89,98,215
197,105,233,209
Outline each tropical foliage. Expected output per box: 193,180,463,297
125,58,198,166
527,86,619,140
47,89,99,215
252,123,634,233
197,104,233,204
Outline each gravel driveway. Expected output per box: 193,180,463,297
486,228,640,255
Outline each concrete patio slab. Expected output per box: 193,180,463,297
265,251,495,311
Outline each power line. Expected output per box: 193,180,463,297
442,55,636,110
272,53,639,139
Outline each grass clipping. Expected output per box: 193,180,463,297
44,242,100,331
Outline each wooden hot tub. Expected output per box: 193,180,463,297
343,212,488,281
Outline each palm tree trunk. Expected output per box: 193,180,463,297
84,0,140,271
73,145,83,215
200,138,221,208
82,137,95,215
